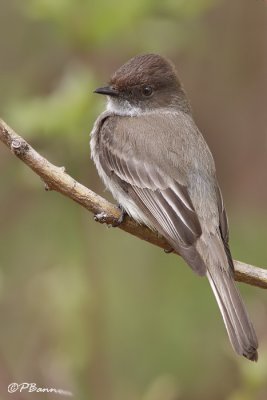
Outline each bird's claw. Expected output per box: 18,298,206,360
94,206,127,227
112,206,127,227
94,212,109,224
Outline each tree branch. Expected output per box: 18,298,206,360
0,118,266,289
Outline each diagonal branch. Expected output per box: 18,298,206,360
0,118,266,289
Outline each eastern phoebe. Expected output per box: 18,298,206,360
90,54,258,361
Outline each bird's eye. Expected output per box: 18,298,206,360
142,85,153,97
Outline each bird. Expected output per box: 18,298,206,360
90,53,258,361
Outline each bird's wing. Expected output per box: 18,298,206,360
97,114,206,275
216,185,234,271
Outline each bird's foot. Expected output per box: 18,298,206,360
94,212,109,224
112,205,127,227
94,206,127,227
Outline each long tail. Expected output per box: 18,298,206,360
198,234,258,361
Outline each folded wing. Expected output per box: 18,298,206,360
98,116,206,275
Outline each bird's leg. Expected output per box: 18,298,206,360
112,204,127,227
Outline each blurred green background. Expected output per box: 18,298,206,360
0,0,267,399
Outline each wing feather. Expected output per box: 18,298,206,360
98,115,205,274
216,185,234,270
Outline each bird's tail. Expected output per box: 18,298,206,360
198,233,258,361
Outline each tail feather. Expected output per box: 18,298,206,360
198,234,258,361
207,270,258,361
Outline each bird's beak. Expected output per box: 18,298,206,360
94,86,118,97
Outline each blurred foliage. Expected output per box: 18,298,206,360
7,65,97,139
24,0,215,48
25,0,152,47
0,0,266,400
5,0,217,141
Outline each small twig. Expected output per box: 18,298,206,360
0,118,266,289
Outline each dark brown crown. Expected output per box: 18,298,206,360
110,53,180,91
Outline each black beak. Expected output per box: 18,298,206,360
94,86,118,97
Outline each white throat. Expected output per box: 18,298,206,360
106,97,142,117
106,96,181,118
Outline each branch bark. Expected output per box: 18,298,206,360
0,118,266,289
